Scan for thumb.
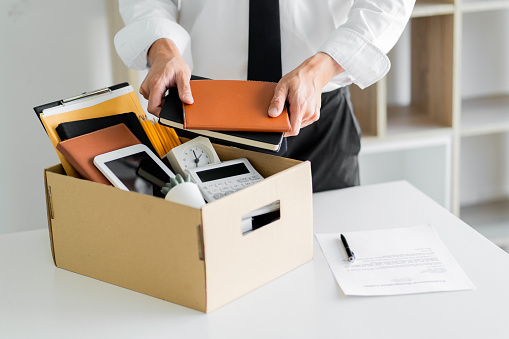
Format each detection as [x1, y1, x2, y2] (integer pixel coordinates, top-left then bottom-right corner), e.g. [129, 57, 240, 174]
[176, 71, 194, 104]
[268, 84, 288, 118]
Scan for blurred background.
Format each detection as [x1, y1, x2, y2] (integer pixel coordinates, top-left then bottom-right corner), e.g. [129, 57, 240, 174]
[1, 0, 509, 252]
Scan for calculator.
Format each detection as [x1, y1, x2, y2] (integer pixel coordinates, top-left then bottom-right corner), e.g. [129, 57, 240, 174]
[185, 158, 265, 202]
[186, 158, 280, 218]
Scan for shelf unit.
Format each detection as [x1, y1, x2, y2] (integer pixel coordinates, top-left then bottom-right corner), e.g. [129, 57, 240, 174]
[352, 0, 509, 249]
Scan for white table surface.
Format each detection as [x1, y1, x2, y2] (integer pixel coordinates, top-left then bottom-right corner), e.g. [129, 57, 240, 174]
[1, 181, 509, 339]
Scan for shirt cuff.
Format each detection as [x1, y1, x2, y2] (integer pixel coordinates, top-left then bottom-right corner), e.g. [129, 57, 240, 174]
[319, 27, 390, 89]
[114, 17, 192, 70]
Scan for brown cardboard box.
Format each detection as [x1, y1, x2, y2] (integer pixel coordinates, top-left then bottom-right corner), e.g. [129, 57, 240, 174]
[44, 143, 313, 313]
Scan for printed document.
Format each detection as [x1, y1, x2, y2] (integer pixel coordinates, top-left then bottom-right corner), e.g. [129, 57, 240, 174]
[316, 224, 475, 296]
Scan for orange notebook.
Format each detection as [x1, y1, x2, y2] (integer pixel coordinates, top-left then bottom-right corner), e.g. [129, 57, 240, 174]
[183, 80, 290, 132]
[56, 124, 141, 185]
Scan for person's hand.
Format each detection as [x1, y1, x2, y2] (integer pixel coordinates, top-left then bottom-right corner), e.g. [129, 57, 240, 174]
[268, 52, 345, 136]
[140, 38, 194, 116]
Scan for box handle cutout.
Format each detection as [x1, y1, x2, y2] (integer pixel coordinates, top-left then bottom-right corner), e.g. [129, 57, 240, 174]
[196, 224, 205, 260]
[241, 200, 280, 235]
[47, 186, 54, 220]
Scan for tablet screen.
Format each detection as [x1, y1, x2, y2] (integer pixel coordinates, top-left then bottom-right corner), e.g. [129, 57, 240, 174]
[104, 151, 170, 196]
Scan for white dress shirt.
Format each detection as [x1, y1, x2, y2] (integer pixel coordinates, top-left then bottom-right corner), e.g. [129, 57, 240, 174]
[115, 0, 414, 92]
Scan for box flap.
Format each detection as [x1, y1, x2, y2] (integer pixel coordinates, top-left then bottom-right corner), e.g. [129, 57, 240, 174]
[201, 161, 314, 312]
[44, 165, 65, 265]
[212, 142, 301, 177]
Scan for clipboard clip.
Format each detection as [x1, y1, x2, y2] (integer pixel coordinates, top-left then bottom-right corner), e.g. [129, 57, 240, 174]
[60, 87, 112, 105]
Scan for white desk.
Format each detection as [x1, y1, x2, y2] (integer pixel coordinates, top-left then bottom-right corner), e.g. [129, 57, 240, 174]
[1, 181, 508, 338]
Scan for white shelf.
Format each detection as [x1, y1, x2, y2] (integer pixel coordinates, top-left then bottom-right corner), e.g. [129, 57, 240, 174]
[386, 105, 452, 138]
[460, 95, 509, 136]
[460, 199, 509, 249]
[462, 0, 509, 13]
[412, 3, 455, 18]
[360, 134, 452, 210]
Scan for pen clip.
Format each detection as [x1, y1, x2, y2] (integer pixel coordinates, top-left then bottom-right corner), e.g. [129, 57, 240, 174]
[60, 87, 112, 105]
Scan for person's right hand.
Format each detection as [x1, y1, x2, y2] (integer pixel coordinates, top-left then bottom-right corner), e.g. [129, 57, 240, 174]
[140, 38, 194, 116]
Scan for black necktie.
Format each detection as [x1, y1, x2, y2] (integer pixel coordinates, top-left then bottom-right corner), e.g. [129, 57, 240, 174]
[247, 0, 282, 83]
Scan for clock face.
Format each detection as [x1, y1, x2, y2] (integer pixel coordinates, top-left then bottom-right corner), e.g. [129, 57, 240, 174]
[181, 146, 212, 170]
[165, 136, 221, 177]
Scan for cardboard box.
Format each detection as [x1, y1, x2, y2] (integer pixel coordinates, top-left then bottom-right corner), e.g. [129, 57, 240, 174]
[44, 144, 313, 313]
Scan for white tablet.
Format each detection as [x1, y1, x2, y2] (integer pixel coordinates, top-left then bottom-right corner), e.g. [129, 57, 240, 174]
[94, 144, 175, 196]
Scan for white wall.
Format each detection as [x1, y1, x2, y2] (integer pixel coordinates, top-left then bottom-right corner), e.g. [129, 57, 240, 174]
[0, 0, 118, 234]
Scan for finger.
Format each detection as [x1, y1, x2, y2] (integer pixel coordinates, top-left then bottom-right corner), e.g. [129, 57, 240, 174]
[268, 83, 288, 118]
[301, 103, 321, 126]
[140, 80, 149, 100]
[147, 81, 168, 116]
[147, 91, 164, 116]
[140, 83, 148, 100]
[176, 71, 193, 104]
[300, 109, 320, 129]
[285, 102, 303, 137]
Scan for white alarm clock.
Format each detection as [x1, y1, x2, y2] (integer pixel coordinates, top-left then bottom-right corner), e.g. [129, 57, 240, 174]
[164, 136, 221, 176]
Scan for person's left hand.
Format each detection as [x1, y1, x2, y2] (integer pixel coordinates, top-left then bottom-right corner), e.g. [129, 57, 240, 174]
[268, 52, 345, 136]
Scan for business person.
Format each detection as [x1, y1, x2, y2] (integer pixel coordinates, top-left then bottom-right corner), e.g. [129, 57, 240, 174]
[115, 0, 415, 192]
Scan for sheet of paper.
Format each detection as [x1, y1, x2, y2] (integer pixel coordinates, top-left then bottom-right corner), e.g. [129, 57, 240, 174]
[316, 224, 475, 296]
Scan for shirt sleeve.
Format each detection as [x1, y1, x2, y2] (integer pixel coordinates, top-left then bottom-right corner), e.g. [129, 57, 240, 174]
[114, 0, 192, 70]
[320, 0, 415, 89]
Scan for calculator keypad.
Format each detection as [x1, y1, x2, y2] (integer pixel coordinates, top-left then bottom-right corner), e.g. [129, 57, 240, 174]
[200, 175, 263, 202]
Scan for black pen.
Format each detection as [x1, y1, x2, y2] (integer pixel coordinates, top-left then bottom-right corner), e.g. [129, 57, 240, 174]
[340, 234, 356, 262]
